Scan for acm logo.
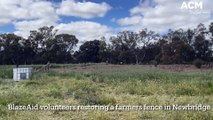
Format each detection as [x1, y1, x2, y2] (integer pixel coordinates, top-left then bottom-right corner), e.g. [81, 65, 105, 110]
[181, 1, 203, 10]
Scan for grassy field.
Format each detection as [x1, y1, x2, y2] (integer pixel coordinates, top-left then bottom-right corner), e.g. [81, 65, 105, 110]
[0, 64, 213, 120]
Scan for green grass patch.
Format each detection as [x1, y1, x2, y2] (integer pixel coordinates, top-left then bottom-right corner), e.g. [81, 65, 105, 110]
[0, 64, 212, 119]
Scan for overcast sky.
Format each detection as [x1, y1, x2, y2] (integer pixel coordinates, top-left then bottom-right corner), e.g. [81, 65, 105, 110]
[0, 0, 212, 43]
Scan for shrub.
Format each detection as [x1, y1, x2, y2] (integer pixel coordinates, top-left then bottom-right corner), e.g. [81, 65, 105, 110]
[150, 60, 158, 67]
[193, 59, 203, 68]
[0, 68, 13, 79]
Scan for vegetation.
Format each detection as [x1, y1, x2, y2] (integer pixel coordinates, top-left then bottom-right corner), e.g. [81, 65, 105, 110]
[0, 23, 213, 65]
[0, 17, 213, 120]
[0, 64, 212, 119]
[193, 59, 204, 68]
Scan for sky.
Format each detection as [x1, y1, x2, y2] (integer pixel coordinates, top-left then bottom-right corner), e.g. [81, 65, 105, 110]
[0, 0, 213, 43]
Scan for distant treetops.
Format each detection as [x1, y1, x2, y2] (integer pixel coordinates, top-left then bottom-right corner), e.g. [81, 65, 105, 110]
[0, 23, 213, 66]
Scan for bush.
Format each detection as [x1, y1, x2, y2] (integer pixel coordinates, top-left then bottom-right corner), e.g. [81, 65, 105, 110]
[150, 60, 158, 67]
[193, 59, 203, 68]
[0, 68, 13, 79]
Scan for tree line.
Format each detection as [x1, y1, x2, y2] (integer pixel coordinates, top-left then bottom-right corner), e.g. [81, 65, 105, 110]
[0, 23, 213, 66]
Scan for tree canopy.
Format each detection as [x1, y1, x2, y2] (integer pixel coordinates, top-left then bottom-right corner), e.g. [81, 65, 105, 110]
[0, 23, 213, 65]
